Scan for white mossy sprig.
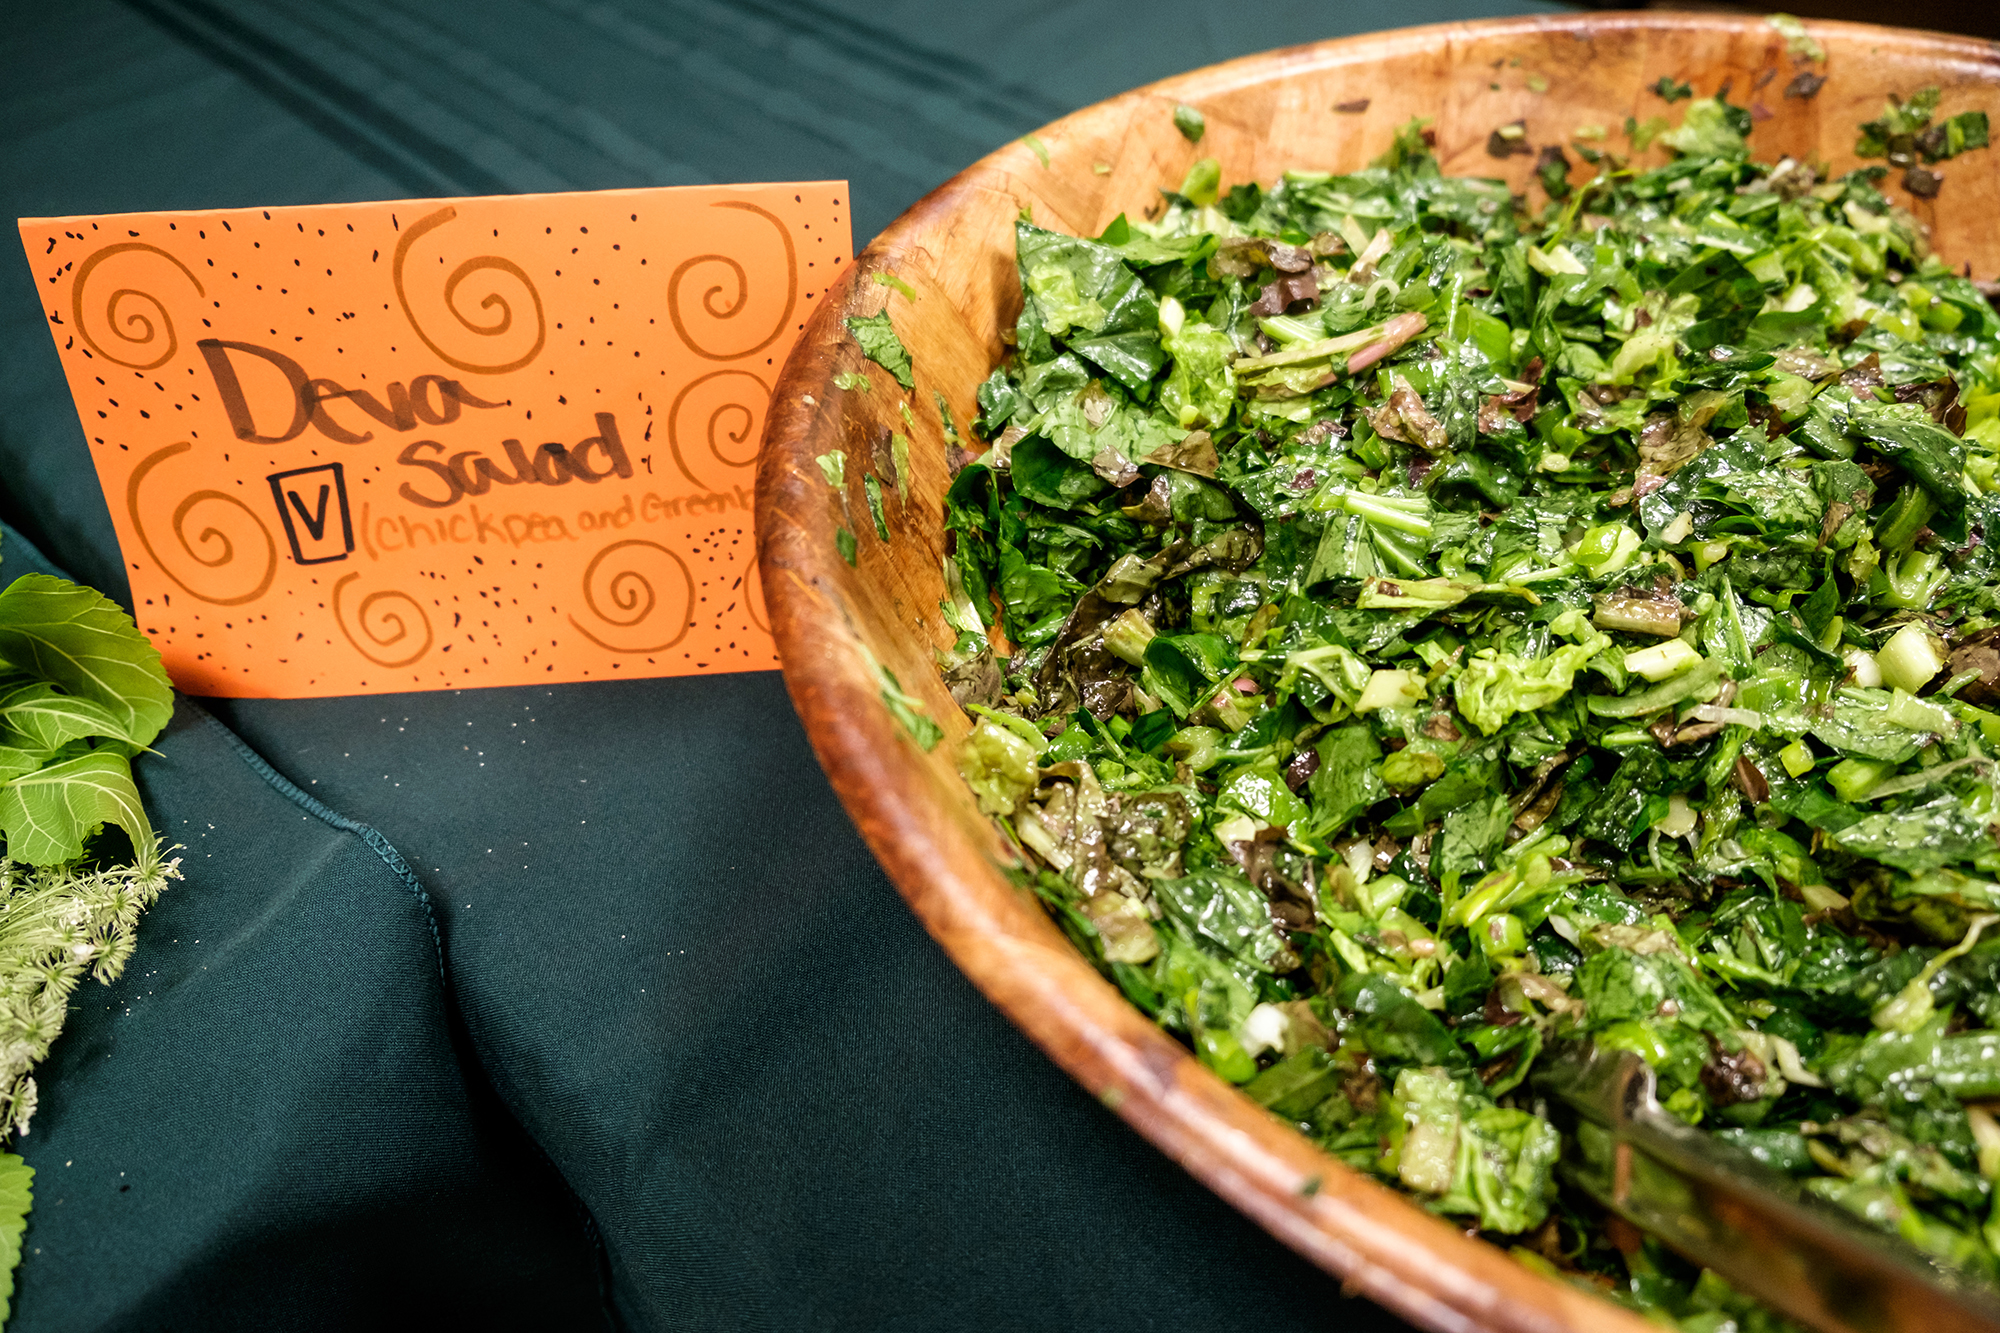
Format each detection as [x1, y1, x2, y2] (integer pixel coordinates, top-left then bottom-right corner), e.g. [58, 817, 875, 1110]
[0, 840, 181, 1138]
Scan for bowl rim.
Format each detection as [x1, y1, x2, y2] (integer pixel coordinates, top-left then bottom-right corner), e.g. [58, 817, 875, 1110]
[756, 13, 2000, 1333]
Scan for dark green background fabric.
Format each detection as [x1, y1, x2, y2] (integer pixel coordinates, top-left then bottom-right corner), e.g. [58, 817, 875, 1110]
[0, 527, 611, 1332]
[1, 1, 1559, 1327]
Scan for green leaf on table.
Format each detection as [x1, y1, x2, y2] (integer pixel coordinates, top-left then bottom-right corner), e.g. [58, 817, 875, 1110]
[0, 750, 152, 866]
[815, 450, 847, 491]
[0, 575, 172, 750]
[0, 1151, 29, 1324]
[0, 749, 46, 787]
[0, 682, 141, 753]
[1173, 103, 1206, 143]
[1856, 86, 1942, 157]
[844, 311, 915, 390]
[1924, 110, 1989, 162]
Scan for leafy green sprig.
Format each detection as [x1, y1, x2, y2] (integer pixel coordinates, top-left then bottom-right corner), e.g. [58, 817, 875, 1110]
[0, 555, 181, 1323]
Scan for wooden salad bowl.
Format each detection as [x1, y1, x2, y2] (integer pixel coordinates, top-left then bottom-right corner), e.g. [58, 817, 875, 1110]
[756, 14, 2000, 1332]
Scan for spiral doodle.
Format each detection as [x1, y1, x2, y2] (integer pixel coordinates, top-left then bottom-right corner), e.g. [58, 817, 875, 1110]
[125, 442, 277, 606]
[392, 206, 545, 375]
[332, 574, 434, 668]
[669, 368, 768, 492]
[667, 202, 797, 362]
[71, 243, 206, 370]
[566, 540, 694, 654]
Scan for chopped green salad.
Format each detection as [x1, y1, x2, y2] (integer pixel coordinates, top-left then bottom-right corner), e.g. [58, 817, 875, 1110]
[933, 84, 2000, 1327]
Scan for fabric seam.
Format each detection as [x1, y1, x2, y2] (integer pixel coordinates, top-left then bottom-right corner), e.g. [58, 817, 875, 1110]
[189, 701, 446, 984]
[6, 476, 616, 1326]
[185, 702, 618, 1327]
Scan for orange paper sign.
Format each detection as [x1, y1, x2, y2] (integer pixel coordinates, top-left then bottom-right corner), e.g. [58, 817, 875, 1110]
[19, 183, 849, 696]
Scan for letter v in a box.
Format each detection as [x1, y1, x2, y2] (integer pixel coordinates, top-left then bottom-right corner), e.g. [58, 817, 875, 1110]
[267, 463, 355, 565]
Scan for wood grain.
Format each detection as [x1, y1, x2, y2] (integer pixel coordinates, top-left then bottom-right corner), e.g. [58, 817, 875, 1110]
[756, 15, 2000, 1333]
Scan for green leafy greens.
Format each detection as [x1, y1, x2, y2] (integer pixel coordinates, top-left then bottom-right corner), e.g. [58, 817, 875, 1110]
[939, 84, 2000, 1328]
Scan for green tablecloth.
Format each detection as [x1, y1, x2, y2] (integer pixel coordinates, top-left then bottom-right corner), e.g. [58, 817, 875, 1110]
[1, 1, 1557, 1326]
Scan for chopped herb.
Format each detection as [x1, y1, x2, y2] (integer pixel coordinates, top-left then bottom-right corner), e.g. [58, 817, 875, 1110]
[892, 431, 913, 503]
[1655, 76, 1694, 102]
[835, 527, 857, 566]
[845, 310, 915, 390]
[1766, 13, 1826, 64]
[1534, 144, 1571, 199]
[934, 391, 960, 446]
[1174, 103, 1206, 143]
[864, 473, 891, 541]
[1626, 114, 1670, 150]
[1660, 96, 1751, 158]
[814, 450, 846, 491]
[1784, 70, 1826, 101]
[1179, 157, 1221, 208]
[1022, 134, 1051, 168]
[880, 666, 942, 750]
[1925, 111, 1992, 163]
[872, 270, 919, 303]
[1854, 87, 1992, 197]
[834, 371, 870, 392]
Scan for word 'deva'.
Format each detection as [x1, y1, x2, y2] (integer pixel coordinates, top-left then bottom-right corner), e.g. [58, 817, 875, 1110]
[197, 337, 631, 511]
[197, 338, 507, 444]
